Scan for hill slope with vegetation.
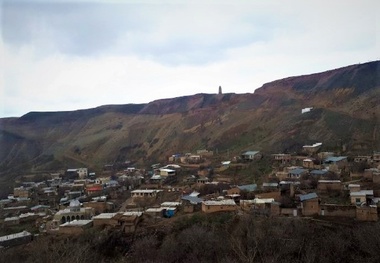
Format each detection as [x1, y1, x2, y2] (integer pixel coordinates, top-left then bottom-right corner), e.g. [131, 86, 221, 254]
[1, 61, 379, 187]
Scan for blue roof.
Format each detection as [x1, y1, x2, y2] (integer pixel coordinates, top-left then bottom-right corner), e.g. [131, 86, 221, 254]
[237, 184, 257, 192]
[289, 168, 307, 175]
[310, 170, 328, 175]
[324, 156, 347, 163]
[299, 192, 318, 201]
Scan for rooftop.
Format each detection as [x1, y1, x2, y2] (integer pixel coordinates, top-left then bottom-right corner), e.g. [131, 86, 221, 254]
[60, 220, 93, 227]
[203, 199, 237, 206]
[299, 193, 318, 201]
[93, 213, 117, 219]
[324, 156, 347, 163]
[0, 231, 32, 242]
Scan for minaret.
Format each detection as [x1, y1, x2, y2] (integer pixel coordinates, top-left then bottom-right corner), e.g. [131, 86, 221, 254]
[218, 86, 222, 95]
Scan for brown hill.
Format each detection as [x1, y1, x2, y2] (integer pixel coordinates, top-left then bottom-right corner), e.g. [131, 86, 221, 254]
[0, 61, 379, 189]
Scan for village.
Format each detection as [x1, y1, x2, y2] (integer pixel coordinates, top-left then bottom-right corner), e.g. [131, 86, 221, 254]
[1, 143, 380, 248]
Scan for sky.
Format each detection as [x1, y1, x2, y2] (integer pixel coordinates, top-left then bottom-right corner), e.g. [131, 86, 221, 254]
[1, 0, 379, 118]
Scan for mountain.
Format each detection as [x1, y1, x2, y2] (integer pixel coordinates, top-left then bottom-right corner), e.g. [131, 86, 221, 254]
[1, 61, 379, 189]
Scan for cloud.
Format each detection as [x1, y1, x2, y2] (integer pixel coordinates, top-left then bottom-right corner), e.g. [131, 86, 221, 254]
[1, 0, 379, 117]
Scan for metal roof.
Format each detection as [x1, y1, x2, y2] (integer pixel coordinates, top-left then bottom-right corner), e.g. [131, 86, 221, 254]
[324, 156, 347, 163]
[310, 170, 328, 175]
[299, 193, 318, 201]
[289, 168, 307, 175]
[182, 195, 203, 204]
[203, 199, 237, 206]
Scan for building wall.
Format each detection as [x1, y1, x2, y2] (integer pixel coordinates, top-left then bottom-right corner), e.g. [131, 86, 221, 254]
[317, 182, 342, 193]
[84, 202, 109, 214]
[320, 204, 356, 218]
[93, 218, 119, 227]
[302, 199, 320, 216]
[0, 233, 33, 247]
[350, 196, 366, 205]
[255, 191, 281, 201]
[356, 206, 378, 222]
[201, 203, 237, 213]
[373, 173, 380, 184]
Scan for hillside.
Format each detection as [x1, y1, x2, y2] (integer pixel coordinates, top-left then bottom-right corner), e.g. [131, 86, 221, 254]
[1, 61, 379, 188]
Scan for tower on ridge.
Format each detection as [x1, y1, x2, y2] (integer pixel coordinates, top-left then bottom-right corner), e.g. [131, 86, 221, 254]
[218, 86, 222, 95]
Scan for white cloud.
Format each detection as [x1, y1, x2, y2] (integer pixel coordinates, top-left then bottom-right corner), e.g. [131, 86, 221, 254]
[1, 0, 379, 117]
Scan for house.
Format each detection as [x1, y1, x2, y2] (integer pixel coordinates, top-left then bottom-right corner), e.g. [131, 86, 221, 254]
[310, 170, 329, 178]
[3, 217, 20, 226]
[347, 184, 361, 193]
[241, 198, 274, 215]
[83, 200, 112, 214]
[201, 199, 237, 213]
[364, 168, 380, 181]
[181, 194, 203, 213]
[197, 177, 209, 184]
[241, 151, 261, 161]
[350, 190, 374, 205]
[299, 193, 319, 216]
[288, 168, 308, 179]
[93, 213, 119, 227]
[354, 156, 372, 163]
[373, 172, 380, 184]
[13, 186, 32, 198]
[317, 180, 342, 193]
[159, 168, 176, 177]
[131, 189, 161, 199]
[262, 182, 279, 191]
[145, 207, 165, 218]
[86, 184, 103, 196]
[373, 151, 380, 164]
[117, 211, 143, 233]
[303, 142, 322, 154]
[324, 156, 348, 170]
[59, 220, 93, 235]
[356, 205, 378, 222]
[0, 231, 33, 248]
[272, 153, 291, 163]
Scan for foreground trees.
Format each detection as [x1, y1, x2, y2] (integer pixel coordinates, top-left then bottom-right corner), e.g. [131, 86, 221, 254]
[2, 214, 380, 263]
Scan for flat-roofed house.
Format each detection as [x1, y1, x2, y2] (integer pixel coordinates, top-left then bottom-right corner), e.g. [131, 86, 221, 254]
[241, 151, 261, 161]
[350, 190, 374, 205]
[131, 189, 161, 199]
[317, 180, 342, 193]
[201, 199, 237, 213]
[299, 193, 319, 216]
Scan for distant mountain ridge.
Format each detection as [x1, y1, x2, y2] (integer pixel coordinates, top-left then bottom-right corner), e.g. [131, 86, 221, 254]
[1, 60, 379, 191]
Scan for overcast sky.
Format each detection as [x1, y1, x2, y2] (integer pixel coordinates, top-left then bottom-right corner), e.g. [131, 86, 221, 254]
[1, 0, 379, 118]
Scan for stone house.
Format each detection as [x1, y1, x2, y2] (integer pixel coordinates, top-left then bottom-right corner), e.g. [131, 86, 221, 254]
[356, 206, 378, 222]
[317, 180, 342, 193]
[350, 190, 373, 205]
[93, 213, 119, 227]
[201, 199, 237, 213]
[272, 154, 292, 163]
[59, 220, 93, 235]
[299, 193, 320, 216]
[373, 151, 380, 164]
[241, 151, 262, 161]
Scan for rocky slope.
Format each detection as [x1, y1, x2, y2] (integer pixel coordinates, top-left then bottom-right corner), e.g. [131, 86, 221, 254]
[1, 61, 379, 182]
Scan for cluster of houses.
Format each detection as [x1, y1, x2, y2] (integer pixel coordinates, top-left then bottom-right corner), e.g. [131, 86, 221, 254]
[1, 148, 380, 248]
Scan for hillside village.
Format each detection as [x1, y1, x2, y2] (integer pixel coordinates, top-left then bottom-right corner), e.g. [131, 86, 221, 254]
[1, 141, 380, 248]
